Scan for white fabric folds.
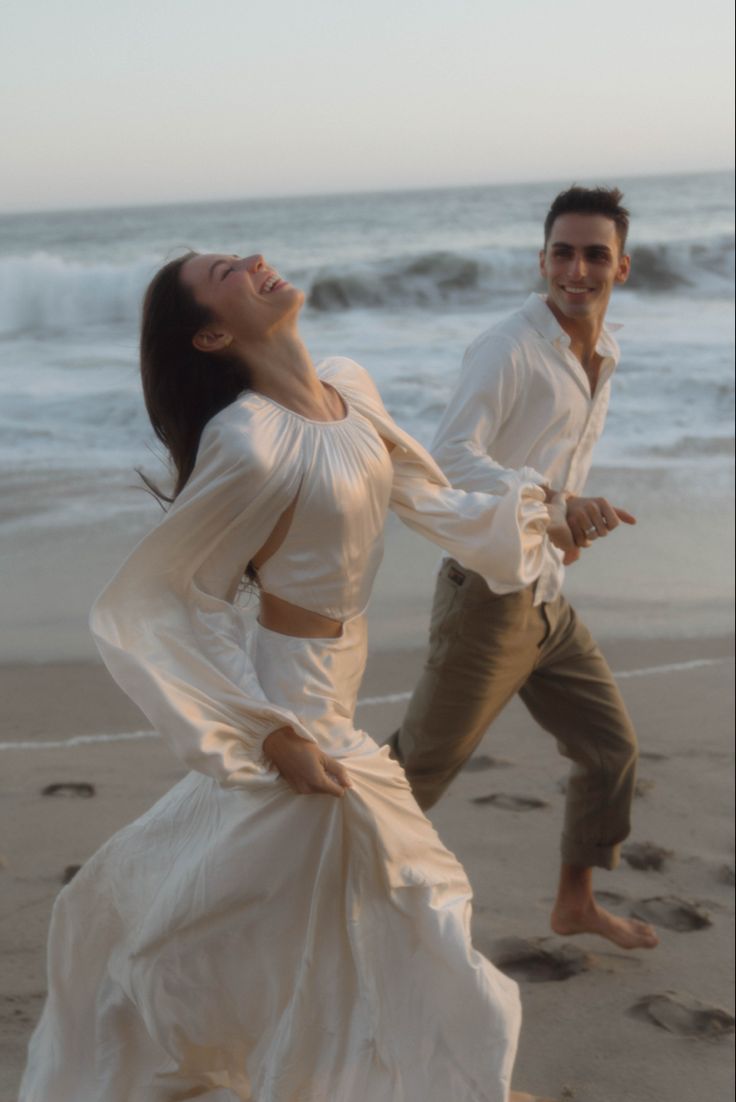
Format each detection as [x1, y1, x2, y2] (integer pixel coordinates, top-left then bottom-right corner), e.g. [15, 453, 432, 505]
[21, 357, 549, 1101]
[90, 357, 549, 788]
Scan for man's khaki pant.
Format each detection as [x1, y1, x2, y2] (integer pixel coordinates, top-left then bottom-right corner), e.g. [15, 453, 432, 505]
[395, 559, 639, 869]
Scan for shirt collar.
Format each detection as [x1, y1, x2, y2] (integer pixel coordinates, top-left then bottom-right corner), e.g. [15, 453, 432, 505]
[520, 293, 622, 362]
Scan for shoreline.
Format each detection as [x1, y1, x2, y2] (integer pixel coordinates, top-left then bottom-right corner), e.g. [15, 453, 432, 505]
[0, 632, 732, 746]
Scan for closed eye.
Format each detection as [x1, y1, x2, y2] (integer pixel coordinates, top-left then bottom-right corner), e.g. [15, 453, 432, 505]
[208, 256, 238, 281]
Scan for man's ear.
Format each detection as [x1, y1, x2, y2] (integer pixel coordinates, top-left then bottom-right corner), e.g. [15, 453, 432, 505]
[538, 247, 547, 278]
[615, 254, 631, 285]
[192, 327, 234, 353]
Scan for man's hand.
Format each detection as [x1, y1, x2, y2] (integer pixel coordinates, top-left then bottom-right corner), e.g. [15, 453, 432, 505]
[263, 726, 353, 797]
[564, 494, 636, 548]
[546, 492, 579, 561]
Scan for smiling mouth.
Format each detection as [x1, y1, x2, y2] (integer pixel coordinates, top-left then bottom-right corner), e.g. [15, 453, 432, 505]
[260, 273, 288, 294]
[561, 285, 594, 295]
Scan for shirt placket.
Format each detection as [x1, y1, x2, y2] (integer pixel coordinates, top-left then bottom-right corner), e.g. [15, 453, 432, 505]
[563, 354, 614, 494]
[524, 305, 620, 605]
[568, 357, 617, 491]
[549, 342, 590, 492]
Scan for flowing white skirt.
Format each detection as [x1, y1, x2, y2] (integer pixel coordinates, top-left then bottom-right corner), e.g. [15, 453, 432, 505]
[20, 616, 521, 1102]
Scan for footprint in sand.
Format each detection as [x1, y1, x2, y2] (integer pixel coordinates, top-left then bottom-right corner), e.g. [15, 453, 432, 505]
[1, 992, 44, 1027]
[462, 754, 513, 772]
[623, 842, 672, 871]
[631, 896, 712, 932]
[631, 992, 735, 1038]
[471, 794, 549, 811]
[62, 864, 82, 885]
[717, 863, 735, 886]
[41, 782, 95, 798]
[489, 937, 592, 983]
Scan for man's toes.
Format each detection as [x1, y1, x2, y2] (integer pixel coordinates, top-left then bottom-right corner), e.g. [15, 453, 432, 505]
[626, 918, 659, 947]
[632, 918, 658, 935]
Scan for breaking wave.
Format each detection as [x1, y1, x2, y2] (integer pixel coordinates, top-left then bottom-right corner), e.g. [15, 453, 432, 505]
[308, 235, 735, 310]
[0, 252, 157, 336]
[0, 234, 733, 333]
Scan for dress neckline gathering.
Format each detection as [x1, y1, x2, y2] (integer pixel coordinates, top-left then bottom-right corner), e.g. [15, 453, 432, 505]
[250, 380, 351, 427]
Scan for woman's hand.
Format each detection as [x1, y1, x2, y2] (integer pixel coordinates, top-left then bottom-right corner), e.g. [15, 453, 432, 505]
[263, 726, 353, 797]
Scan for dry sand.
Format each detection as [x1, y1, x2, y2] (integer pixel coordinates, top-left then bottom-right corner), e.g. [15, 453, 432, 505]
[1, 464, 734, 1100]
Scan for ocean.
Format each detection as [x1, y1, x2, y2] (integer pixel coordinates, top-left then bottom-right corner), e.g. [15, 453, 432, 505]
[0, 170, 733, 537]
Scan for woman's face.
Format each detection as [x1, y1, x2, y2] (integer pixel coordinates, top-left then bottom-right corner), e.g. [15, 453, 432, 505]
[181, 253, 303, 345]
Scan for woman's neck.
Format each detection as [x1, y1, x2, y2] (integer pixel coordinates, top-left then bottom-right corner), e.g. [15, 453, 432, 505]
[237, 326, 338, 421]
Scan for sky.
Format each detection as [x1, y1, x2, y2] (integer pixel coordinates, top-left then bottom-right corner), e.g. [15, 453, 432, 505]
[1, 0, 734, 213]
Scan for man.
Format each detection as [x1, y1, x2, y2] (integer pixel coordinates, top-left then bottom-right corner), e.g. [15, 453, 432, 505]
[393, 186, 658, 951]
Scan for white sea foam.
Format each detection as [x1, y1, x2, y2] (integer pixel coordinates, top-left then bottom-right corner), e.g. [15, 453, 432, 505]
[0, 252, 157, 336]
[0, 234, 732, 337]
[0, 172, 733, 532]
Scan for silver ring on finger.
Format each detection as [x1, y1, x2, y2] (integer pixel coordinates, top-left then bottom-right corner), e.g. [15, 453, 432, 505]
[585, 525, 597, 536]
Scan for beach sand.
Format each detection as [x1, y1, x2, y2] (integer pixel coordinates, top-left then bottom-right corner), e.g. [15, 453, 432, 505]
[1, 464, 734, 1101]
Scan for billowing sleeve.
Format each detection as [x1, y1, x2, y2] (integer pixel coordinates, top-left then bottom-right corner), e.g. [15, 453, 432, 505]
[431, 330, 547, 492]
[90, 405, 318, 788]
[319, 358, 550, 591]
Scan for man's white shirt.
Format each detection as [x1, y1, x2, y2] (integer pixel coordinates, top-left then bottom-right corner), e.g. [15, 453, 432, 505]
[432, 293, 621, 605]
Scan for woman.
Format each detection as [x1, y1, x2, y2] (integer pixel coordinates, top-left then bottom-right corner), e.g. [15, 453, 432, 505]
[21, 252, 565, 1102]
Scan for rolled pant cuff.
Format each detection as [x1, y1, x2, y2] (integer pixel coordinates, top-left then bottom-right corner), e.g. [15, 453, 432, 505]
[561, 835, 621, 871]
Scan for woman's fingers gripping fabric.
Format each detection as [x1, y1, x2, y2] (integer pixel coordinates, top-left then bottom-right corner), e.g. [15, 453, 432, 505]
[321, 753, 353, 792]
[263, 727, 350, 797]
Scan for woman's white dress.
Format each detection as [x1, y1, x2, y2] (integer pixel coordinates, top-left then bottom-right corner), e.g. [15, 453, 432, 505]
[20, 358, 549, 1102]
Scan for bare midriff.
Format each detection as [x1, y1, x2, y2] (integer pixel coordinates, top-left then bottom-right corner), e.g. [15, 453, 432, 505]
[258, 592, 343, 639]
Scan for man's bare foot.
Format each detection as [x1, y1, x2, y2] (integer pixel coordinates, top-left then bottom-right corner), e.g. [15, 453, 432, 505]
[551, 898, 659, 949]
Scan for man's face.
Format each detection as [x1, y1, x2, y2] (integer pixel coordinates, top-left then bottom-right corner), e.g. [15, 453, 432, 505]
[539, 213, 630, 327]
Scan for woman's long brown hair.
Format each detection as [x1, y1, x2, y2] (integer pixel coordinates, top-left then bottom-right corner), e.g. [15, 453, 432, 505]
[139, 252, 250, 501]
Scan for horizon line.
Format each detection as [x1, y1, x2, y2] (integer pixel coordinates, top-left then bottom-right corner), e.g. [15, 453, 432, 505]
[1, 165, 733, 221]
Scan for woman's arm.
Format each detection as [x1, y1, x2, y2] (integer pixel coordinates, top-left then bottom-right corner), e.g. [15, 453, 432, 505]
[388, 451, 550, 589]
[91, 405, 323, 788]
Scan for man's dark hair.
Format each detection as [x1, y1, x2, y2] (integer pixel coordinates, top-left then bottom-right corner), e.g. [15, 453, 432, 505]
[543, 186, 630, 252]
